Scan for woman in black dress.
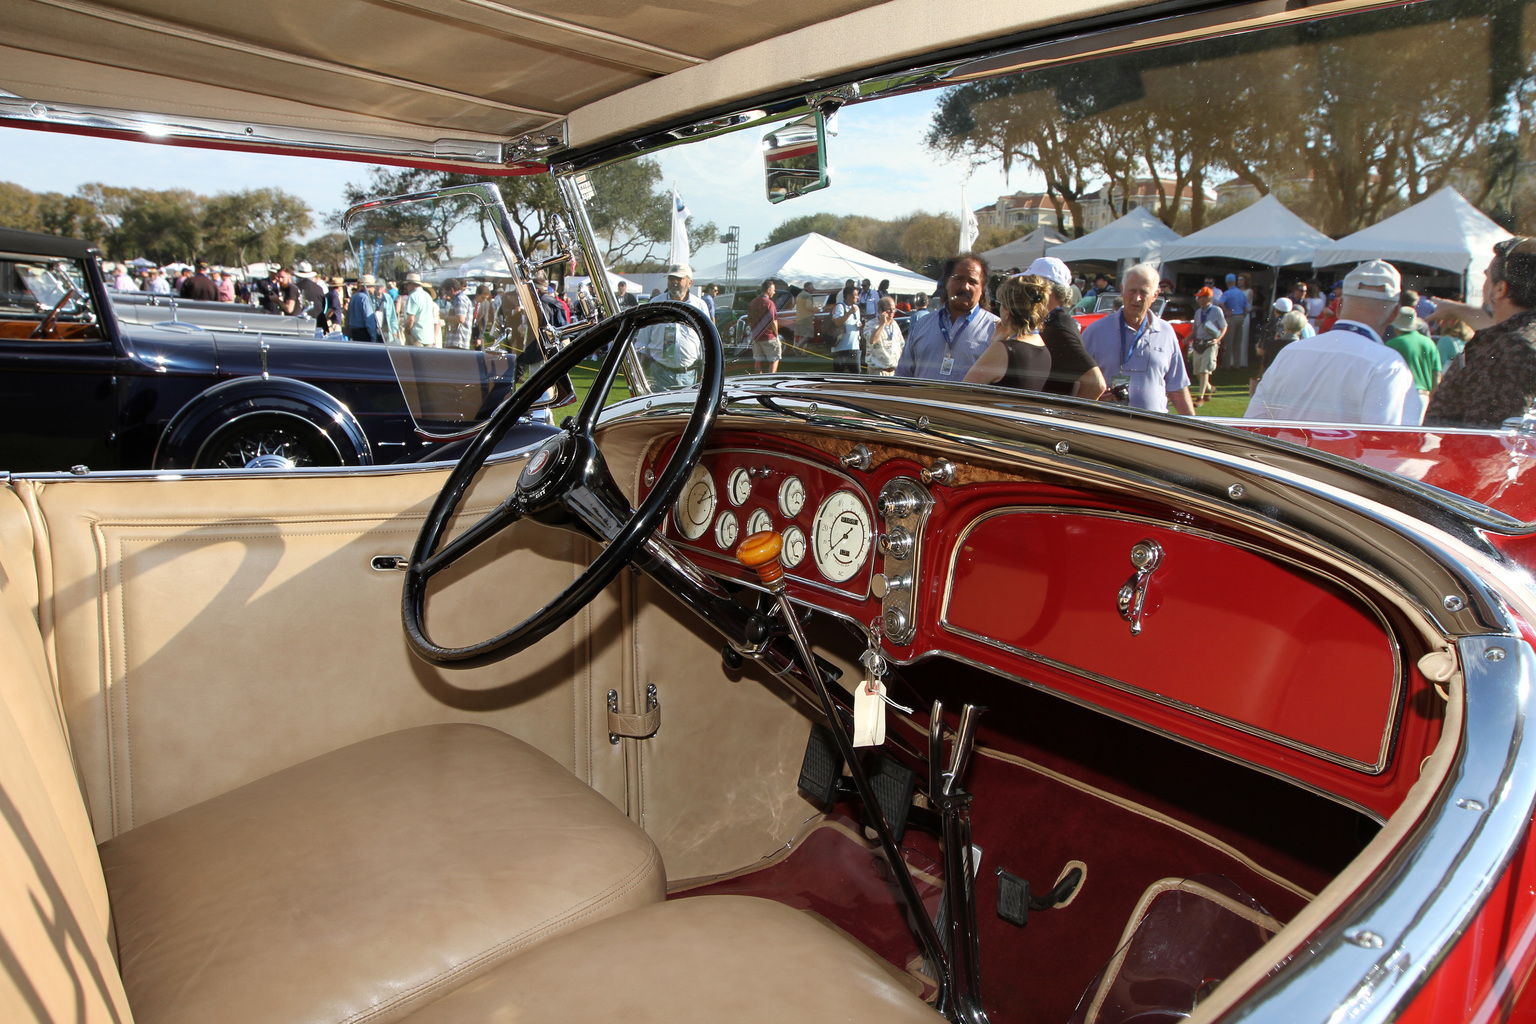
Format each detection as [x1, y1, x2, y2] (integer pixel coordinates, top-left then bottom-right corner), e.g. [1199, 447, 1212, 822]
[963, 274, 1051, 391]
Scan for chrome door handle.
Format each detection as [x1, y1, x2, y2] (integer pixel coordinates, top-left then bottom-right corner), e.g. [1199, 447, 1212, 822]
[1116, 539, 1163, 636]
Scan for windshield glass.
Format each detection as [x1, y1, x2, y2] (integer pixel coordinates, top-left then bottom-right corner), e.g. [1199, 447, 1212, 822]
[342, 191, 524, 429]
[583, 0, 1536, 512]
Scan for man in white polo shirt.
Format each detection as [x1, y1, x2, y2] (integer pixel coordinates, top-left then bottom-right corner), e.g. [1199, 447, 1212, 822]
[1244, 260, 1421, 425]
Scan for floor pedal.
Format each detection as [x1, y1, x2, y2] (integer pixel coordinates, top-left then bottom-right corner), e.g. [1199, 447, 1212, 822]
[798, 723, 845, 805]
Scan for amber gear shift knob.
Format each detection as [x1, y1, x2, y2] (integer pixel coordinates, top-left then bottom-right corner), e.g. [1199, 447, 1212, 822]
[736, 530, 784, 586]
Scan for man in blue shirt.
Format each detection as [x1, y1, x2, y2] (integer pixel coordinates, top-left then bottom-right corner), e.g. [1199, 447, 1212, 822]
[1219, 273, 1249, 319]
[896, 254, 999, 380]
[1082, 263, 1195, 415]
[346, 273, 379, 341]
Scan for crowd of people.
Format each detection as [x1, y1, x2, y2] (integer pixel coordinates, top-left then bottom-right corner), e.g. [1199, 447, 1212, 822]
[100, 241, 1536, 431]
[748, 242, 1517, 431]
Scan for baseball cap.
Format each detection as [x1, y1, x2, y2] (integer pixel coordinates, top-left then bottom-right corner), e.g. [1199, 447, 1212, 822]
[1342, 259, 1401, 300]
[1024, 256, 1072, 288]
[667, 262, 693, 278]
[1225, 273, 1237, 284]
[1272, 297, 1293, 314]
[1196, 287, 1214, 299]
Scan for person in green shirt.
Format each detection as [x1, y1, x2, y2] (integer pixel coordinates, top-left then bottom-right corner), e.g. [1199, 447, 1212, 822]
[1385, 305, 1440, 398]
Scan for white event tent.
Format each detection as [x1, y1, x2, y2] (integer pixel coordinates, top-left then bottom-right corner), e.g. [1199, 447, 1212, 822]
[691, 232, 935, 295]
[1308, 188, 1511, 305]
[1158, 194, 1331, 268]
[981, 225, 1069, 268]
[1047, 207, 1182, 268]
[456, 246, 513, 280]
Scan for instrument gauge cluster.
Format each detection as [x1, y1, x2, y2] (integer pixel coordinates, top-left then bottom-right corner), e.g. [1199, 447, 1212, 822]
[656, 447, 876, 598]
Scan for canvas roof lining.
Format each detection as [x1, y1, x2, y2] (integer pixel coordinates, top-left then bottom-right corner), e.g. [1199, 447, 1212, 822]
[0, 0, 1155, 158]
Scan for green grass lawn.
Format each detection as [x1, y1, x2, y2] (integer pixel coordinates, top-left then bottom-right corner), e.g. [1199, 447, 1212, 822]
[1192, 367, 1263, 417]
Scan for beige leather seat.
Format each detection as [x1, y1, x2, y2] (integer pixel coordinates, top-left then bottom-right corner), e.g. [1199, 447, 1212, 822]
[400, 895, 946, 1024]
[100, 724, 666, 1024]
[0, 482, 938, 1024]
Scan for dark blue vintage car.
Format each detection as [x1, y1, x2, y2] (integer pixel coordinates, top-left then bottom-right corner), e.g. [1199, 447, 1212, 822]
[0, 227, 531, 472]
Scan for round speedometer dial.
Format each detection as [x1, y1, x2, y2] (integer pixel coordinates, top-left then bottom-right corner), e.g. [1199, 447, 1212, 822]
[674, 465, 716, 540]
[811, 490, 872, 583]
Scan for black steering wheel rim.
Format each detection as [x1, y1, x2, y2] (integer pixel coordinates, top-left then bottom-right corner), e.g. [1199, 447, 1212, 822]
[403, 300, 723, 667]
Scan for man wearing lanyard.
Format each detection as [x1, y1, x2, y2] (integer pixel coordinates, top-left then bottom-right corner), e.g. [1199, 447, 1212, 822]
[1246, 260, 1421, 424]
[1081, 263, 1194, 414]
[895, 254, 998, 380]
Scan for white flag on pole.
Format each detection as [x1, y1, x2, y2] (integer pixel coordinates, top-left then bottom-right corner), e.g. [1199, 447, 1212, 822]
[670, 188, 691, 267]
[959, 186, 979, 253]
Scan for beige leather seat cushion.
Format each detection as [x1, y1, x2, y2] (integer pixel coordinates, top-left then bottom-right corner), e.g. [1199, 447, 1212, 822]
[100, 724, 665, 1024]
[401, 895, 946, 1023]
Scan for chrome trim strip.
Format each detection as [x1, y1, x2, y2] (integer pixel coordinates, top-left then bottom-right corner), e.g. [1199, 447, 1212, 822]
[1224, 635, 1536, 1024]
[0, 96, 511, 166]
[937, 505, 1404, 774]
[9, 437, 545, 483]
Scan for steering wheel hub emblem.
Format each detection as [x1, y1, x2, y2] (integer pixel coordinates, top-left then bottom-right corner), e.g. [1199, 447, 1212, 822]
[520, 435, 564, 485]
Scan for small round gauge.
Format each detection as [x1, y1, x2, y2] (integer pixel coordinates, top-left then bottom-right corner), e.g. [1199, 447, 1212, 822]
[778, 475, 806, 518]
[715, 510, 739, 550]
[674, 465, 716, 540]
[781, 525, 807, 568]
[727, 466, 753, 506]
[746, 508, 774, 536]
[812, 490, 873, 583]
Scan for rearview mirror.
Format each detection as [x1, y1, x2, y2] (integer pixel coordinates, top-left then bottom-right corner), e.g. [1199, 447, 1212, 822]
[763, 113, 829, 204]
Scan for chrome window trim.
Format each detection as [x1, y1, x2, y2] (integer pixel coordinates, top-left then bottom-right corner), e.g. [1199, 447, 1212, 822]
[7, 436, 546, 483]
[0, 95, 513, 166]
[938, 505, 1405, 774]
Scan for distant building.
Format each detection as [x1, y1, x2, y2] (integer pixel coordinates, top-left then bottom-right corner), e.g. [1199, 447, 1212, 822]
[974, 191, 1073, 233]
[1077, 178, 1217, 232]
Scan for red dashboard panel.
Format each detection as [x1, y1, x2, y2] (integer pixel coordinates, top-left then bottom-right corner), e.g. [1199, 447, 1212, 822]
[942, 510, 1400, 771]
[638, 430, 1437, 816]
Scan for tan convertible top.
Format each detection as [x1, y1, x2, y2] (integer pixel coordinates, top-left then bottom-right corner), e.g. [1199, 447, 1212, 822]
[0, 0, 1143, 166]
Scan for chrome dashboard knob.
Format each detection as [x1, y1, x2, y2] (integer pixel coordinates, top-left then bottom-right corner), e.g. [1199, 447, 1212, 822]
[882, 606, 910, 637]
[877, 491, 918, 518]
[878, 528, 913, 559]
[871, 572, 910, 598]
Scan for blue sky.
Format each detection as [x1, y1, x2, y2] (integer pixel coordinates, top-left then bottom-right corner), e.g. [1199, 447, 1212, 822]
[0, 91, 1037, 263]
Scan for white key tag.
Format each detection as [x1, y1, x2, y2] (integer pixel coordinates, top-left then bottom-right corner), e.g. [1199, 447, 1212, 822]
[853, 677, 888, 747]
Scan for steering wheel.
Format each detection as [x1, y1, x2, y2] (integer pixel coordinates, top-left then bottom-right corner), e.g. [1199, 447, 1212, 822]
[30, 285, 79, 339]
[403, 301, 723, 666]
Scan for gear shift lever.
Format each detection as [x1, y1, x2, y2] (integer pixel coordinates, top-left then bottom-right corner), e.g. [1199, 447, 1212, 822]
[736, 530, 954, 1012]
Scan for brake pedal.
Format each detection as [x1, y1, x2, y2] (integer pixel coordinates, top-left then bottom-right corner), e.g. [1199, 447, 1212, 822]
[798, 723, 845, 805]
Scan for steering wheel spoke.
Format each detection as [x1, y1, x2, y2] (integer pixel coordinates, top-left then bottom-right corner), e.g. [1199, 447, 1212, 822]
[417, 492, 526, 578]
[403, 301, 723, 666]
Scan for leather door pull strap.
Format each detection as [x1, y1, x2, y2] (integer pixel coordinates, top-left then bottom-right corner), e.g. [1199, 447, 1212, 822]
[607, 705, 661, 739]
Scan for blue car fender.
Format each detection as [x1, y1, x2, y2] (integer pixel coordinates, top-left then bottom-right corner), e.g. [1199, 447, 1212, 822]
[153, 376, 374, 469]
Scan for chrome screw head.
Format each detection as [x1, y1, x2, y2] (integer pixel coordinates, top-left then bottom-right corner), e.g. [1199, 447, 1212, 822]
[1227, 483, 1245, 500]
[1055, 441, 1070, 455]
[1443, 595, 1464, 612]
[1485, 647, 1507, 662]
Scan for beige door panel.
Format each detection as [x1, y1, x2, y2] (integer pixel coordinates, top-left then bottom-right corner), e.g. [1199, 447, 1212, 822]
[20, 461, 620, 841]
